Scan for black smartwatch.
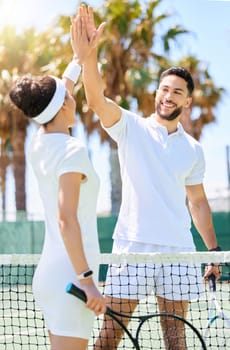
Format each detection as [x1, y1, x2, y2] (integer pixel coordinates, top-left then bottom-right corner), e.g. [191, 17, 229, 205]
[77, 269, 93, 280]
[208, 246, 222, 252]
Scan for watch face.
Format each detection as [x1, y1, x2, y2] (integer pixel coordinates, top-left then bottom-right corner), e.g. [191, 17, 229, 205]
[84, 270, 93, 278]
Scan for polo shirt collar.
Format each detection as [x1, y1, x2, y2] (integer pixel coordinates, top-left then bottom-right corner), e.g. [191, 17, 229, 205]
[149, 114, 185, 136]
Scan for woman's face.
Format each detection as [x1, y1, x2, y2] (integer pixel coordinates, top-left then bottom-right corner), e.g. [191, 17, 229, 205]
[64, 90, 76, 126]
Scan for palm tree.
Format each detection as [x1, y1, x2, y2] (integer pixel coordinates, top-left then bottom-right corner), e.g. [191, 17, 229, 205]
[71, 0, 193, 214]
[0, 24, 70, 215]
[72, 0, 224, 214]
[0, 14, 80, 216]
[0, 83, 28, 214]
[177, 56, 225, 140]
[0, 28, 30, 212]
[0, 102, 11, 215]
[0, 0, 224, 218]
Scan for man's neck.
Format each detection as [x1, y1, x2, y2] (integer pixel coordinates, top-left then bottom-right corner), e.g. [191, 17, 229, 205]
[154, 114, 179, 134]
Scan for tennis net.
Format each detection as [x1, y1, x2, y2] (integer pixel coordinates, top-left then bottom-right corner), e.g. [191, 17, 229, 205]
[0, 252, 230, 349]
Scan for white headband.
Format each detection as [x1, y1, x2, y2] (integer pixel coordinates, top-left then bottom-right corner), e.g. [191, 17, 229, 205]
[33, 76, 66, 124]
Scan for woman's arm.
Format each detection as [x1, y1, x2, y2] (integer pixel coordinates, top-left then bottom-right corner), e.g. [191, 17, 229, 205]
[61, 9, 94, 94]
[58, 172, 106, 315]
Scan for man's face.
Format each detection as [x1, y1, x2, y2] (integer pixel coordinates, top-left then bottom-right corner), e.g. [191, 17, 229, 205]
[155, 75, 192, 121]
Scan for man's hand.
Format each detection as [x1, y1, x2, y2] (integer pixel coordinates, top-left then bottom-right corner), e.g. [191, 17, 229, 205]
[70, 6, 105, 64]
[203, 263, 222, 281]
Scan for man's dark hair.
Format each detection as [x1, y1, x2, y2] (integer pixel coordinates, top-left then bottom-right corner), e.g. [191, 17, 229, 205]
[160, 67, 194, 96]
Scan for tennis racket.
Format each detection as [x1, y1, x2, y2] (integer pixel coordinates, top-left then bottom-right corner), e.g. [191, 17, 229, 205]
[203, 273, 230, 348]
[66, 282, 207, 350]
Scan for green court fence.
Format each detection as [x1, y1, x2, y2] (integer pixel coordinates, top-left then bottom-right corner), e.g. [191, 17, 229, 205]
[0, 213, 229, 280]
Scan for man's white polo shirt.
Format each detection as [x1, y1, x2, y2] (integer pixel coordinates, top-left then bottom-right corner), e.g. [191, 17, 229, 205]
[103, 108, 205, 249]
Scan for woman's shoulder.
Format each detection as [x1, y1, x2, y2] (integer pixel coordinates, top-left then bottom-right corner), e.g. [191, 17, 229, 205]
[65, 136, 86, 153]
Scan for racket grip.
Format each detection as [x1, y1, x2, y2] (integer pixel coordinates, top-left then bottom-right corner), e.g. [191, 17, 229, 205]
[208, 273, 216, 292]
[66, 283, 87, 303]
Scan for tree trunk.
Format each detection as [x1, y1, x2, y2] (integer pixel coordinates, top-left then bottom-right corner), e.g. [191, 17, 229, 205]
[0, 154, 9, 213]
[109, 139, 122, 216]
[11, 131, 26, 214]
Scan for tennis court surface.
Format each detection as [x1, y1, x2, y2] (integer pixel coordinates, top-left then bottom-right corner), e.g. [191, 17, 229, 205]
[0, 252, 230, 349]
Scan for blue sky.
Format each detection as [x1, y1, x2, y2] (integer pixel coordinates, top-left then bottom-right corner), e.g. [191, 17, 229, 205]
[1, 0, 230, 216]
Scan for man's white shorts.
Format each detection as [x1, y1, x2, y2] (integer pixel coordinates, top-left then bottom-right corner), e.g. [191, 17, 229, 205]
[104, 239, 203, 301]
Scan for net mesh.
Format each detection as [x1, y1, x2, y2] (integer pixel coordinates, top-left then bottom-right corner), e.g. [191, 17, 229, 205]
[0, 252, 230, 349]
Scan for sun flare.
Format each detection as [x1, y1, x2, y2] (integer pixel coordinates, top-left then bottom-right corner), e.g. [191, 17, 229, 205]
[0, 0, 41, 33]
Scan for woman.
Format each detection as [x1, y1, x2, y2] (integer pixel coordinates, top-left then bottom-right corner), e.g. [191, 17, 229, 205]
[9, 14, 106, 350]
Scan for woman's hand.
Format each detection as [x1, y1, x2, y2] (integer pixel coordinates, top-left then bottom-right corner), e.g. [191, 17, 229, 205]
[80, 4, 96, 42]
[81, 281, 107, 316]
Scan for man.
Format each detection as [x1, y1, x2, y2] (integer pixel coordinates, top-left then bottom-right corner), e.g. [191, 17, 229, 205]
[73, 5, 221, 349]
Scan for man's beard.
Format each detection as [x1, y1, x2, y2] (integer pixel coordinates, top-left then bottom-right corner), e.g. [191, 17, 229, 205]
[156, 103, 183, 121]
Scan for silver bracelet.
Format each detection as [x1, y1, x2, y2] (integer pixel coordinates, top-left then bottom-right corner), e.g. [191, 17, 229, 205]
[62, 60, 81, 83]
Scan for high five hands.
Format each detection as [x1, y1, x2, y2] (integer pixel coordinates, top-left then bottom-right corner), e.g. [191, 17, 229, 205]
[70, 4, 106, 64]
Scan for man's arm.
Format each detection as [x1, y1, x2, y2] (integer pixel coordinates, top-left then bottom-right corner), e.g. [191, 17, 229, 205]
[186, 183, 218, 250]
[186, 183, 221, 279]
[82, 50, 121, 128]
[73, 4, 121, 128]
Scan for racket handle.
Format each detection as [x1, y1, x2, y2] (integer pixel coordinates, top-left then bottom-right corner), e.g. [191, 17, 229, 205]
[208, 273, 216, 292]
[66, 283, 87, 303]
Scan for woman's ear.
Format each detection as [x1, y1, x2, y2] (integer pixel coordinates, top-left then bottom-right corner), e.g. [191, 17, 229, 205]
[61, 97, 68, 110]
